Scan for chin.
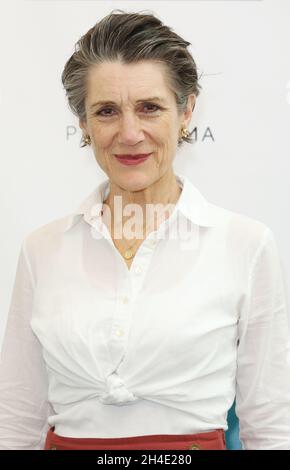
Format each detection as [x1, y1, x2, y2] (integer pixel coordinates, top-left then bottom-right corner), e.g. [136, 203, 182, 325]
[116, 172, 154, 191]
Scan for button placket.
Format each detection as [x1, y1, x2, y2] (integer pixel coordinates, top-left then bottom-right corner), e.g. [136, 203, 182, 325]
[134, 265, 143, 275]
[109, 293, 132, 357]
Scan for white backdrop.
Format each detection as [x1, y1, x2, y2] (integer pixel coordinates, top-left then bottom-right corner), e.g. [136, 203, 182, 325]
[1, 0, 289, 344]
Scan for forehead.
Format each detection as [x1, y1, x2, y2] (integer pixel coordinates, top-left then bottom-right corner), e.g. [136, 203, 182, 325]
[86, 60, 172, 102]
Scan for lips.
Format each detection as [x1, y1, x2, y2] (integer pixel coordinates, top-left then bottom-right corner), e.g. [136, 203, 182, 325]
[115, 153, 151, 159]
[114, 153, 152, 166]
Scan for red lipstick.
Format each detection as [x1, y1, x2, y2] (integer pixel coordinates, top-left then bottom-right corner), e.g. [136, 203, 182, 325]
[114, 153, 152, 166]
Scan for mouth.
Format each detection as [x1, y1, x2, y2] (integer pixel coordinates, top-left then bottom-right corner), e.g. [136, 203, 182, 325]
[114, 153, 152, 166]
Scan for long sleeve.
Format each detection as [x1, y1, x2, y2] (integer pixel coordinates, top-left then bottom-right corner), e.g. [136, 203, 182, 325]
[0, 239, 52, 450]
[235, 227, 290, 450]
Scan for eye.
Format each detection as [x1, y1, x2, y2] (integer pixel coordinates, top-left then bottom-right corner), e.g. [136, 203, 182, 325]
[96, 107, 115, 117]
[96, 103, 161, 118]
[142, 103, 160, 113]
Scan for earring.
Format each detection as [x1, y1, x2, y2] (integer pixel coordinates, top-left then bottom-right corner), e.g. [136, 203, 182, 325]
[81, 134, 91, 147]
[181, 126, 189, 139]
[178, 125, 189, 144]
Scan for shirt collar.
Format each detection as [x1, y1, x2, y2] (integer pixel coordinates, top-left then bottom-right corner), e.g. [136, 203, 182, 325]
[63, 173, 215, 232]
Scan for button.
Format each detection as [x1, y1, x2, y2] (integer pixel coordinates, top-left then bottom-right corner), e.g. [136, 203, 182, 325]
[188, 443, 201, 450]
[134, 265, 142, 274]
[122, 296, 129, 304]
[115, 328, 124, 337]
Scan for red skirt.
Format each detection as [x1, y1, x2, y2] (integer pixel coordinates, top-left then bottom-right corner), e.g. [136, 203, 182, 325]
[44, 426, 227, 450]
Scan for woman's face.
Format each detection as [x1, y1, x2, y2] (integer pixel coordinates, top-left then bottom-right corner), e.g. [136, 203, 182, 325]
[80, 60, 195, 191]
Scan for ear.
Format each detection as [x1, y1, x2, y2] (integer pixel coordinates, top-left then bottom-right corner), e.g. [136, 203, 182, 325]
[182, 94, 196, 128]
[79, 118, 88, 135]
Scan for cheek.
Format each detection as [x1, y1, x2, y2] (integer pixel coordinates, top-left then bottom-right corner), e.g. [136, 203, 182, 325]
[91, 122, 112, 144]
[157, 116, 179, 139]
[92, 139, 114, 164]
[149, 120, 174, 143]
[158, 131, 178, 150]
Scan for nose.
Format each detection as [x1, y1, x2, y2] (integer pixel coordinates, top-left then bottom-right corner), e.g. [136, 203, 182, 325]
[118, 112, 145, 145]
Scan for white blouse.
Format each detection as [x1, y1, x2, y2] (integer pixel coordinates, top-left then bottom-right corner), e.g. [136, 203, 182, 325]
[0, 173, 290, 450]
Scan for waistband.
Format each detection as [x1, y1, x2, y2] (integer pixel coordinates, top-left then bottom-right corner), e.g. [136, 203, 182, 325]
[44, 427, 227, 450]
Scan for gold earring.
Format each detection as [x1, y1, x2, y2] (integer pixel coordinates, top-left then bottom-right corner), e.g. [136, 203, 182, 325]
[181, 126, 189, 138]
[84, 135, 91, 145]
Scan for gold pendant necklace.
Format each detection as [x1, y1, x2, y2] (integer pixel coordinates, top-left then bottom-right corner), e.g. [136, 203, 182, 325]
[101, 183, 181, 260]
[124, 247, 135, 260]
[123, 237, 141, 260]
[101, 204, 142, 261]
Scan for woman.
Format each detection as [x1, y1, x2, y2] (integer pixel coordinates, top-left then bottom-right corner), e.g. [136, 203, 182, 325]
[1, 10, 290, 451]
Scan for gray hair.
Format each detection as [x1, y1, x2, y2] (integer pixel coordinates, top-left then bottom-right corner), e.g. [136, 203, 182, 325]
[61, 9, 202, 148]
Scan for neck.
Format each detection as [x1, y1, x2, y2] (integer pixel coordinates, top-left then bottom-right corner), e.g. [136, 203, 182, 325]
[102, 170, 182, 239]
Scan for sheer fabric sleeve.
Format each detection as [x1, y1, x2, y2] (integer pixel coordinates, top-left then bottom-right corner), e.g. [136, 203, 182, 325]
[236, 227, 290, 450]
[0, 239, 52, 450]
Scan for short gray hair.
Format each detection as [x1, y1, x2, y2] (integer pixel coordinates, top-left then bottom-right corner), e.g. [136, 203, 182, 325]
[61, 9, 202, 148]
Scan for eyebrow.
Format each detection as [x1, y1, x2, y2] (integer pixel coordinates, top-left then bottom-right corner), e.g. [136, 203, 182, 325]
[90, 97, 166, 109]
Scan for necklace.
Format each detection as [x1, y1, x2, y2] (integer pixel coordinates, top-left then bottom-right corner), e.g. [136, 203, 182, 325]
[123, 240, 141, 260]
[100, 208, 141, 260]
[101, 184, 181, 260]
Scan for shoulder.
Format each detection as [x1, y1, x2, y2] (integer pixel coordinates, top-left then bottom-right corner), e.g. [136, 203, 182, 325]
[208, 202, 273, 259]
[22, 214, 76, 257]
